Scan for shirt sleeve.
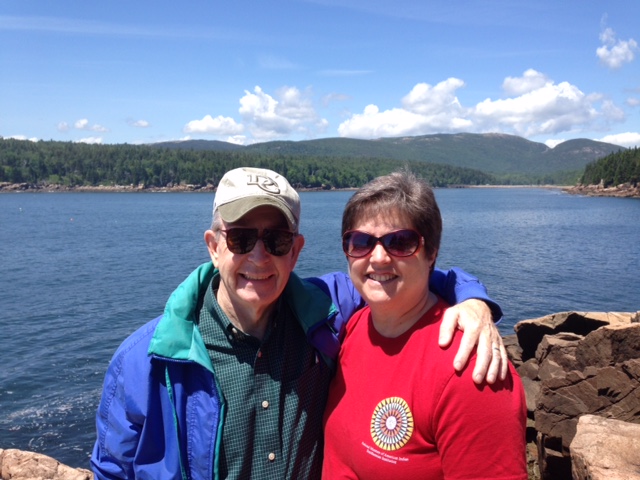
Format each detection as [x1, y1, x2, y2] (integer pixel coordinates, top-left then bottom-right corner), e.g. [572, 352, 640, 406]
[306, 267, 503, 331]
[91, 348, 141, 479]
[430, 267, 503, 322]
[433, 363, 528, 479]
[91, 320, 160, 479]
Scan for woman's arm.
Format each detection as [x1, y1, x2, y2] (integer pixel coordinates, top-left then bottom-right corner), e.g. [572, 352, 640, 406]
[306, 267, 507, 383]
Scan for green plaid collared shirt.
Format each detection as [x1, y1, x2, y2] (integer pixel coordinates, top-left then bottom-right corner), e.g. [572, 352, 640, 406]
[197, 276, 332, 479]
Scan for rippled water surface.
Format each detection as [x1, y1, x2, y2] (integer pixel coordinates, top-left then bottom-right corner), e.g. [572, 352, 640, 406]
[1, 189, 638, 468]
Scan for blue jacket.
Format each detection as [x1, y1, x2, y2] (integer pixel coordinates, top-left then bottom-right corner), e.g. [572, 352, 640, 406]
[91, 263, 498, 479]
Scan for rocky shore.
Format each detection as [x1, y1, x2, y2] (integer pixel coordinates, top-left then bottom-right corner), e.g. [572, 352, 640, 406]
[0, 449, 91, 480]
[563, 182, 640, 198]
[0, 181, 216, 193]
[506, 310, 640, 479]
[3, 181, 639, 198]
[0, 182, 341, 193]
[2, 310, 639, 480]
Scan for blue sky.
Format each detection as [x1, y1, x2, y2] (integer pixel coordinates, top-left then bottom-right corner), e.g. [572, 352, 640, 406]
[2, 0, 639, 148]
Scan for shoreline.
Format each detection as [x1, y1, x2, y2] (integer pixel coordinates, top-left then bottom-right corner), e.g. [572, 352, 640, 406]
[562, 183, 640, 199]
[0, 182, 344, 194]
[0, 182, 567, 194]
[1, 182, 638, 198]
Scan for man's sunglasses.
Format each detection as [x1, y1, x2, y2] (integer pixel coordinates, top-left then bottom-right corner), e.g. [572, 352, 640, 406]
[219, 228, 296, 256]
[342, 229, 423, 258]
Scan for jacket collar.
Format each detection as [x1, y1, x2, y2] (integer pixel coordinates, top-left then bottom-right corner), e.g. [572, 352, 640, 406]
[148, 262, 337, 371]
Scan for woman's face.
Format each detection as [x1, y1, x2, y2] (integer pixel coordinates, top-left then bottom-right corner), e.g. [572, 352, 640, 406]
[346, 211, 436, 316]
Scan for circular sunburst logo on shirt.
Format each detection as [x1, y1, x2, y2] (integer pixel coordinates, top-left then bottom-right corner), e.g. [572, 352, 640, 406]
[370, 396, 414, 451]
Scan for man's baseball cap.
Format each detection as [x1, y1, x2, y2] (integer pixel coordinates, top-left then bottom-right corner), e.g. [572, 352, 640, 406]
[213, 167, 300, 231]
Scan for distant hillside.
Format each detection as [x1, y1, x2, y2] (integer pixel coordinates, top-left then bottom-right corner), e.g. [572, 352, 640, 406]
[2, 133, 622, 191]
[154, 133, 624, 177]
[0, 138, 495, 189]
[151, 139, 243, 152]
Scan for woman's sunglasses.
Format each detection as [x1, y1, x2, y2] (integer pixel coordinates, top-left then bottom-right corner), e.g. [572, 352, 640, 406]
[220, 228, 296, 256]
[342, 229, 423, 258]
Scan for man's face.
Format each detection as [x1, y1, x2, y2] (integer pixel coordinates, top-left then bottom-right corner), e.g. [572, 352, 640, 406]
[205, 205, 305, 320]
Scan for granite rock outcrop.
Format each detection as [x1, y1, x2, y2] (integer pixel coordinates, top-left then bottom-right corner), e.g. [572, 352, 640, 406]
[0, 448, 91, 480]
[564, 182, 640, 198]
[570, 414, 640, 480]
[505, 310, 640, 480]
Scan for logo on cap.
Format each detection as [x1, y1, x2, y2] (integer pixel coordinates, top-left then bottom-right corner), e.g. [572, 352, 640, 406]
[248, 174, 281, 194]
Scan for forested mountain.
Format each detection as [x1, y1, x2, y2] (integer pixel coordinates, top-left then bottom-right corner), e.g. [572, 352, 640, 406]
[580, 147, 640, 186]
[0, 133, 626, 190]
[153, 139, 244, 152]
[0, 138, 494, 189]
[155, 133, 623, 177]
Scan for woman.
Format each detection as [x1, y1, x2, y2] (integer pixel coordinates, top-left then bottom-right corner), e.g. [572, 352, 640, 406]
[322, 171, 527, 479]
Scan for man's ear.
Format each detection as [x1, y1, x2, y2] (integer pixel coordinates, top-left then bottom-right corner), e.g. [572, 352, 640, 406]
[204, 230, 220, 267]
[289, 234, 305, 267]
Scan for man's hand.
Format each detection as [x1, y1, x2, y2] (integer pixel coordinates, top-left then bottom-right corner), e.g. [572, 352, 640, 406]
[439, 299, 508, 384]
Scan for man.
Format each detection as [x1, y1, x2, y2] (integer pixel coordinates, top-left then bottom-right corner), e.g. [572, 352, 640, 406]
[91, 167, 506, 480]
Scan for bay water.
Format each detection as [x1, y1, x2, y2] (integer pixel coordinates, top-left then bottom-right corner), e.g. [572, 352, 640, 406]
[0, 188, 638, 469]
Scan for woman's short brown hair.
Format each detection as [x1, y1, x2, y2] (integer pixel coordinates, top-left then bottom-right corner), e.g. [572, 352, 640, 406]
[341, 170, 442, 259]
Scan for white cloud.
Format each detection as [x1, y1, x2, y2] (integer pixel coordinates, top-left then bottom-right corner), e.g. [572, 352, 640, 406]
[600, 99, 625, 122]
[473, 80, 599, 137]
[626, 97, 640, 107]
[76, 136, 103, 144]
[315, 117, 330, 133]
[57, 121, 70, 132]
[238, 86, 326, 141]
[338, 71, 624, 140]
[9, 135, 38, 142]
[74, 118, 109, 132]
[277, 86, 317, 120]
[544, 139, 565, 149]
[401, 78, 466, 116]
[129, 119, 150, 128]
[597, 132, 640, 148]
[183, 115, 244, 135]
[338, 105, 429, 138]
[179, 72, 629, 144]
[338, 78, 472, 138]
[74, 119, 89, 129]
[226, 135, 247, 145]
[502, 69, 549, 96]
[596, 27, 638, 69]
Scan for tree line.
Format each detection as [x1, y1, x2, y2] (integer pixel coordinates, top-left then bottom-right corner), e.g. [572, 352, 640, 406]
[0, 138, 496, 189]
[579, 147, 640, 187]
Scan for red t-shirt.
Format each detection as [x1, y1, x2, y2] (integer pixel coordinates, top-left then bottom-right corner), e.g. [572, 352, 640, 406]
[322, 299, 527, 480]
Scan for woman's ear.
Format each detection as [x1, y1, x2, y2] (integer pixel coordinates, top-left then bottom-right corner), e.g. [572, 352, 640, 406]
[428, 248, 439, 275]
